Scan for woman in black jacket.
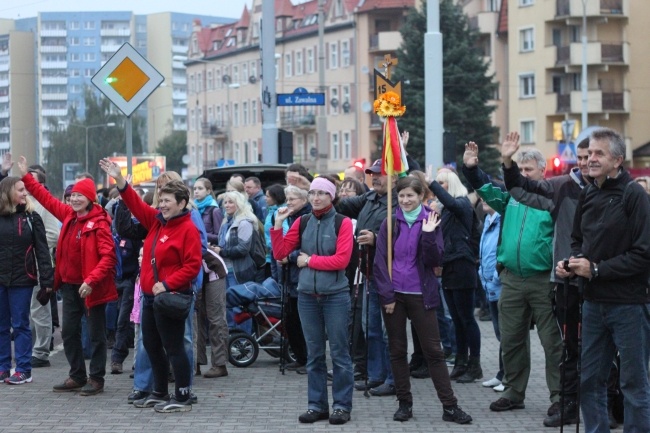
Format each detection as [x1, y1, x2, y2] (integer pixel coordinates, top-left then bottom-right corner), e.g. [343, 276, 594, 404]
[0, 176, 54, 385]
[429, 169, 482, 384]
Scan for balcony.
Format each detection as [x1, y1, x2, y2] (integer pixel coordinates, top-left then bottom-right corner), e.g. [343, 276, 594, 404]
[556, 90, 629, 113]
[172, 44, 187, 54]
[0, 95, 8, 103]
[40, 45, 67, 53]
[41, 93, 68, 101]
[173, 107, 187, 116]
[0, 62, 8, 72]
[41, 108, 68, 117]
[555, 0, 626, 18]
[172, 92, 187, 101]
[469, 12, 498, 35]
[40, 29, 67, 37]
[100, 28, 131, 37]
[280, 112, 316, 129]
[369, 31, 402, 52]
[0, 140, 9, 150]
[201, 121, 226, 137]
[40, 61, 67, 69]
[0, 79, 8, 88]
[101, 44, 122, 53]
[41, 76, 67, 85]
[555, 42, 627, 68]
[172, 76, 187, 85]
[0, 110, 8, 118]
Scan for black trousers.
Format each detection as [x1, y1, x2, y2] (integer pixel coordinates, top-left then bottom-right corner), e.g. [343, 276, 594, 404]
[285, 296, 307, 365]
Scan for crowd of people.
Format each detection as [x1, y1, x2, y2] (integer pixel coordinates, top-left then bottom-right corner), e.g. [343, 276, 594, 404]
[0, 126, 648, 431]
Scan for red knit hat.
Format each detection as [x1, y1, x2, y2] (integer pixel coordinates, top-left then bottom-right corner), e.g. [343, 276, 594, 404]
[71, 178, 97, 203]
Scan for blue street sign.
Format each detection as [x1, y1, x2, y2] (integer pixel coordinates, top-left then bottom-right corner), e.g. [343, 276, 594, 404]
[277, 87, 325, 106]
[558, 141, 577, 163]
[217, 159, 236, 167]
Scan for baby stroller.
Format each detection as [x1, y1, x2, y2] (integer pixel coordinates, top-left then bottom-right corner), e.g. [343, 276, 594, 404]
[226, 277, 295, 367]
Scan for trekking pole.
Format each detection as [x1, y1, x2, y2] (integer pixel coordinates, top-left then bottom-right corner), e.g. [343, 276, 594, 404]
[560, 259, 571, 433]
[575, 255, 585, 433]
[363, 245, 371, 399]
[279, 264, 289, 375]
[349, 243, 363, 355]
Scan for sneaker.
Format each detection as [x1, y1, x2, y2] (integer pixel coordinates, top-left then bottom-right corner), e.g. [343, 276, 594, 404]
[190, 392, 198, 404]
[493, 384, 505, 392]
[5, 371, 32, 385]
[79, 378, 104, 396]
[490, 397, 525, 412]
[445, 353, 456, 367]
[111, 362, 123, 375]
[154, 396, 192, 413]
[393, 401, 413, 422]
[0, 371, 10, 381]
[295, 365, 307, 375]
[369, 383, 396, 396]
[31, 357, 50, 368]
[287, 361, 305, 371]
[442, 404, 473, 424]
[354, 380, 382, 391]
[53, 377, 85, 392]
[298, 409, 329, 423]
[482, 377, 501, 388]
[329, 409, 351, 425]
[204, 366, 228, 378]
[543, 400, 579, 427]
[134, 392, 170, 408]
[411, 364, 430, 379]
[127, 390, 150, 404]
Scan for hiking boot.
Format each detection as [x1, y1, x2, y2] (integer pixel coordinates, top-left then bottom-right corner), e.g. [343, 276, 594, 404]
[134, 392, 169, 408]
[490, 397, 525, 411]
[79, 378, 104, 396]
[111, 362, 123, 374]
[449, 354, 468, 380]
[5, 371, 32, 385]
[369, 383, 396, 396]
[456, 356, 483, 383]
[154, 396, 192, 413]
[329, 409, 351, 425]
[393, 401, 413, 422]
[298, 409, 329, 423]
[203, 366, 228, 378]
[442, 404, 473, 424]
[411, 363, 430, 379]
[0, 371, 10, 381]
[53, 377, 85, 392]
[547, 401, 560, 416]
[127, 390, 149, 404]
[543, 399, 579, 427]
[31, 357, 50, 368]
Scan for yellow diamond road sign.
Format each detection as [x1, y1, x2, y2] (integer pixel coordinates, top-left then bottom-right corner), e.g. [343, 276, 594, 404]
[92, 42, 164, 117]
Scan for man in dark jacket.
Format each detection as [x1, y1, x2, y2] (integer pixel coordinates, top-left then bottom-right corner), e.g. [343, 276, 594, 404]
[557, 128, 650, 433]
[336, 159, 397, 397]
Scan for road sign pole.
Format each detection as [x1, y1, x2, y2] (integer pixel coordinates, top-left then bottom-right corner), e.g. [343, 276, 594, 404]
[126, 117, 133, 176]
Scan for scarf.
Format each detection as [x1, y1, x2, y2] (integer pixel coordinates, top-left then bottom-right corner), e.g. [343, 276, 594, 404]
[403, 204, 422, 227]
[312, 204, 333, 219]
[195, 195, 218, 215]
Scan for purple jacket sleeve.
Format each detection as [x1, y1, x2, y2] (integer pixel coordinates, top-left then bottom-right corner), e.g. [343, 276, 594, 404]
[373, 219, 395, 306]
[422, 225, 444, 269]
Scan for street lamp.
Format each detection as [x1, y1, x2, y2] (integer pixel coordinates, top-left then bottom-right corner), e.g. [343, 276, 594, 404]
[68, 122, 116, 172]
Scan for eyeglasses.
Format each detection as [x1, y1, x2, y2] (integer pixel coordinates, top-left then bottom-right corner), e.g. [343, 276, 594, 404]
[286, 197, 301, 202]
[339, 188, 355, 194]
[308, 190, 329, 197]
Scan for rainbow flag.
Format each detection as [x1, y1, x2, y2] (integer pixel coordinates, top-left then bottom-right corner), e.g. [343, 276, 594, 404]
[381, 116, 409, 176]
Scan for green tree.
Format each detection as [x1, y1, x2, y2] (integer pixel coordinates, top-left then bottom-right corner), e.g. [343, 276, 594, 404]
[394, 0, 500, 176]
[156, 130, 187, 175]
[45, 88, 144, 193]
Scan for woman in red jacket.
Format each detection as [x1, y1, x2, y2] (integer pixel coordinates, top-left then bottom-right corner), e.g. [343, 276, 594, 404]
[101, 158, 202, 413]
[16, 156, 117, 396]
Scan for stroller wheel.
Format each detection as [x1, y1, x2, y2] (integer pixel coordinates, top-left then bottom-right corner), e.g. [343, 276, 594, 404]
[228, 333, 259, 368]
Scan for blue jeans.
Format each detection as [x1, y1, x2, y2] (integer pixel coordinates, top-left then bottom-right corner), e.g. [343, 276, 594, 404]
[298, 290, 353, 413]
[0, 285, 33, 373]
[362, 278, 394, 385]
[133, 294, 195, 392]
[580, 301, 650, 433]
[81, 314, 92, 359]
[225, 272, 252, 335]
[105, 300, 118, 332]
[111, 276, 136, 364]
[436, 284, 456, 354]
[443, 288, 481, 358]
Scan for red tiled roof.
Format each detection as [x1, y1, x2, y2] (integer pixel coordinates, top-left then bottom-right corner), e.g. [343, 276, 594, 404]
[497, 0, 508, 35]
[276, 0, 294, 17]
[355, 0, 414, 13]
[236, 5, 250, 29]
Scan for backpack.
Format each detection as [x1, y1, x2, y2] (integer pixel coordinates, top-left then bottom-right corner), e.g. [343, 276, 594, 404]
[249, 224, 267, 269]
[298, 213, 345, 239]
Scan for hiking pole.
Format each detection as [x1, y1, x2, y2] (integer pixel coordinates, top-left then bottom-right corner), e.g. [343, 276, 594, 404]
[363, 245, 371, 399]
[575, 255, 585, 433]
[349, 243, 363, 355]
[560, 259, 571, 433]
[279, 264, 289, 375]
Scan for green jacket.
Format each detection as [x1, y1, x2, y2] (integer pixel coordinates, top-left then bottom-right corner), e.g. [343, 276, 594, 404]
[463, 165, 554, 278]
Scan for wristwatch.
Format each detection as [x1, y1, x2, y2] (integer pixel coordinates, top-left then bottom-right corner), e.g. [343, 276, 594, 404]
[590, 261, 599, 280]
[305, 256, 311, 266]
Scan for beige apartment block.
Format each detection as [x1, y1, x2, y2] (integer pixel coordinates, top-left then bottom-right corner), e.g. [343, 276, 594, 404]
[185, 0, 416, 177]
[505, 0, 648, 163]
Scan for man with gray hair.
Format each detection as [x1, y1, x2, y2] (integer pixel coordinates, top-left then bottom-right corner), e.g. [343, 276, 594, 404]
[462, 134, 562, 426]
[557, 128, 650, 432]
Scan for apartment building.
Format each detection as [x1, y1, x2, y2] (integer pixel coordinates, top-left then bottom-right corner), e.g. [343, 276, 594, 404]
[0, 11, 231, 164]
[500, 0, 647, 163]
[185, 0, 415, 177]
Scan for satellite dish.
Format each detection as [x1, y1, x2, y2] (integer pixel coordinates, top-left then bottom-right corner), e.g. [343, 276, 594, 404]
[361, 101, 372, 113]
[222, 74, 232, 84]
[330, 98, 339, 107]
[248, 75, 257, 84]
[182, 154, 191, 165]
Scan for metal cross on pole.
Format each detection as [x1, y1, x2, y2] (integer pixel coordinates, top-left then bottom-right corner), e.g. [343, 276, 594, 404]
[378, 54, 399, 80]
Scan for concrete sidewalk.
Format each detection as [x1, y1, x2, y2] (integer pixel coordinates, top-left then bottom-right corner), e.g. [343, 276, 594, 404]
[1, 319, 558, 433]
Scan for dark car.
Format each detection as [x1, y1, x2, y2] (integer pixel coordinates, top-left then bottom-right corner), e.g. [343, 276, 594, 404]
[198, 163, 289, 194]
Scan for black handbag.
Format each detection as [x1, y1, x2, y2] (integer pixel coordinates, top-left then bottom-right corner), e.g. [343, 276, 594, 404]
[150, 227, 192, 320]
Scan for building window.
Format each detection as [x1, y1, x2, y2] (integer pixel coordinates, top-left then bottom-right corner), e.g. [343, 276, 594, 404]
[520, 120, 535, 144]
[331, 132, 339, 160]
[329, 43, 338, 69]
[69, 37, 79, 46]
[197, 72, 202, 92]
[341, 40, 350, 67]
[330, 87, 339, 114]
[242, 101, 248, 126]
[285, 53, 292, 77]
[343, 132, 351, 160]
[295, 51, 303, 75]
[275, 58, 279, 80]
[70, 53, 80, 62]
[308, 134, 315, 159]
[234, 142, 240, 164]
[84, 68, 95, 77]
[83, 52, 95, 62]
[207, 71, 213, 90]
[307, 48, 314, 73]
[69, 21, 80, 30]
[251, 100, 257, 124]
[83, 37, 95, 46]
[335, 0, 343, 16]
[233, 103, 239, 127]
[342, 85, 350, 111]
[242, 63, 248, 85]
[486, 0, 499, 11]
[519, 73, 535, 98]
[252, 141, 259, 163]
[250, 61, 257, 81]
[233, 65, 239, 84]
[520, 28, 534, 52]
[520, 0, 534, 6]
[84, 21, 95, 30]
[189, 74, 195, 93]
[296, 135, 305, 161]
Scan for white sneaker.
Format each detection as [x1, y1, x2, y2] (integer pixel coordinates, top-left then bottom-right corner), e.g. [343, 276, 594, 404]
[482, 377, 501, 388]
[493, 384, 505, 392]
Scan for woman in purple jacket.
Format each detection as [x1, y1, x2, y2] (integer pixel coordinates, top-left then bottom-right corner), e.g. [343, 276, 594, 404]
[374, 177, 472, 425]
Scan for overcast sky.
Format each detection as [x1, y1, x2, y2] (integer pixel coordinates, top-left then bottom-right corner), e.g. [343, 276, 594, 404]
[0, 0, 253, 20]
